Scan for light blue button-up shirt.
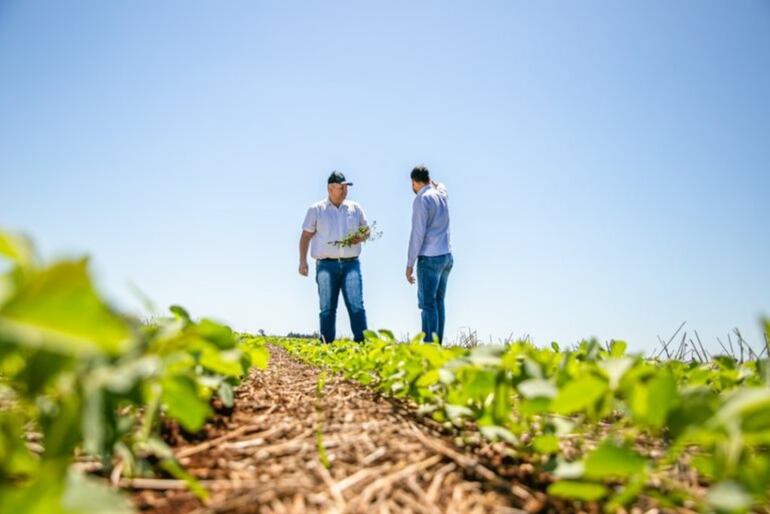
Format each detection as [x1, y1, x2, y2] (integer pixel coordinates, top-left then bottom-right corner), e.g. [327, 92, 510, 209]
[407, 183, 451, 267]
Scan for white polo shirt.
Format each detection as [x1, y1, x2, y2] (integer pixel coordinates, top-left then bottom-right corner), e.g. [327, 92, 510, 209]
[302, 199, 368, 259]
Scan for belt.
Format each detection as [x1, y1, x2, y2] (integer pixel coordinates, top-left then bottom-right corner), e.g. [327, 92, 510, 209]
[318, 256, 359, 262]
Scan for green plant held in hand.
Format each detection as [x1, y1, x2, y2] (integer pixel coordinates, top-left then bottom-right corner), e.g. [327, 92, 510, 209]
[328, 221, 383, 248]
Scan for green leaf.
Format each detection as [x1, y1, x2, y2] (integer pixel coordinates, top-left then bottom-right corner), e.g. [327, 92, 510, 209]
[0, 464, 135, 514]
[521, 357, 542, 379]
[14, 349, 73, 397]
[196, 319, 235, 349]
[416, 369, 439, 387]
[551, 375, 608, 415]
[169, 305, 190, 322]
[438, 368, 455, 384]
[553, 459, 585, 479]
[62, 469, 135, 514]
[479, 425, 518, 444]
[0, 230, 36, 267]
[445, 404, 473, 424]
[609, 340, 627, 357]
[412, 343, 447, 368]
[99, 355, 161, 393]
[629, 370, 678, 428]
[217, 382, 234, 408]
[713, 355, 738, 370]
[0, 260, 133, 356]
[706, 481, 753, 513]
[410, 332, 426, 345]
[247, 345, 270, 370]
[517, 378, 557, 399]
[533, 434, 560, 453]
[468, 346, 504, 367]
[715, 387, 770, 433]
[39, 391, 83, 459]
[161, 375, 211, 432]
[666, 387, 718, 438]
[583, 440, 647, 480]
[600, 357, 634, 390]
[608, 472, 648, 511]
[692, 454, 717, 480]
[548, 481, 608, 501]
[520, 397, 551, 416]
[0, 480, 64, 514]
[81, 384, 106, 457]
[463, 369, 497, 401]
[548, 416, 576, 436]
[378, 329, 396, 341]
[0, 412, 38, 478]
[199, 347, 244, 377]
[142, 435, 175, 460]
[0, 273, 16, 307]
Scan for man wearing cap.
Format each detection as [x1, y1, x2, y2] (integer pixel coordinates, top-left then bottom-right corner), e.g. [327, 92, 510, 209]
[299, 171, 370, 343]
[406, 165, 453, 345]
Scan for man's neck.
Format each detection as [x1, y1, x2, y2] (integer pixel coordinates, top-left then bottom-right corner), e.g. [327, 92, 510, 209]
[328, 197, 343, 207]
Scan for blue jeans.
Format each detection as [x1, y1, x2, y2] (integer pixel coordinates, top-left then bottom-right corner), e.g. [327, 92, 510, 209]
[316, 259, 368, 343]
[417, 253, 453, 344]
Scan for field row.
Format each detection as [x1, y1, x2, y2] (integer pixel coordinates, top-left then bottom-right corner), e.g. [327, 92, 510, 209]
[279, 326, 770, 513]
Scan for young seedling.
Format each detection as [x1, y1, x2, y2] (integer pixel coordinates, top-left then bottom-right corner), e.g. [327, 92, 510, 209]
[329, 221, 383, 248]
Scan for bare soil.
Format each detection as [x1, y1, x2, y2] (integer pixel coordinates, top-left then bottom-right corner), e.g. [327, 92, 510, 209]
[126, 346, 600, 514]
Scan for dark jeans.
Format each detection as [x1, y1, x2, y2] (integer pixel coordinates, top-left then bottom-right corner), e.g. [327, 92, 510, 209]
[417, 253, 453, 344]
[316, 258, 368, 343]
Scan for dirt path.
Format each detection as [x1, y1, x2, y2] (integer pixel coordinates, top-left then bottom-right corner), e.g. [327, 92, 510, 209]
[128, 346, 561, 514]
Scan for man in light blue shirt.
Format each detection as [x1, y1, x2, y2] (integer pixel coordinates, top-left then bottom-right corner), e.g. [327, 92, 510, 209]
[406, 165, 453, 344]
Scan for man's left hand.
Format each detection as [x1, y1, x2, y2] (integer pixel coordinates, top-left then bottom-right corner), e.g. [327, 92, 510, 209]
[406, 266, 415, 285]
[350, 226, 370, 245]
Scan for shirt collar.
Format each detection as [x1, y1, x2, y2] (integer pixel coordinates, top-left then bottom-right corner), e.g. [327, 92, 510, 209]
[417, 184, 431, 196]
[325, 198, 347, 209]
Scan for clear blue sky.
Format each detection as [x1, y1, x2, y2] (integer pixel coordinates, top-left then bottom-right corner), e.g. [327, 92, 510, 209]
[1, 1, 769, 353]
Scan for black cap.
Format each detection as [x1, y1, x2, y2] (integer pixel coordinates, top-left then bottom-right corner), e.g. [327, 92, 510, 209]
[328, 171, 353, 186]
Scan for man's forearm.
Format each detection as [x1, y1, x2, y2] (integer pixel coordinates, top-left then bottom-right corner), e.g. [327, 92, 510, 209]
[299, 232, 313, 262]
[407, 229, 425, 268]
[408, 202, 427, 267]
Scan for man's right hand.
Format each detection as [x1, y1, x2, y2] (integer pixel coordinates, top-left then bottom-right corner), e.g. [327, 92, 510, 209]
[299, 261, 309, 276]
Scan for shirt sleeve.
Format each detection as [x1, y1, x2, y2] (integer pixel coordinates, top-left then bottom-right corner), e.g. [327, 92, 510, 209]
[407, 197, 427, 268]
[301, 206, 317, 233]
[357, 204, 368, 227]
